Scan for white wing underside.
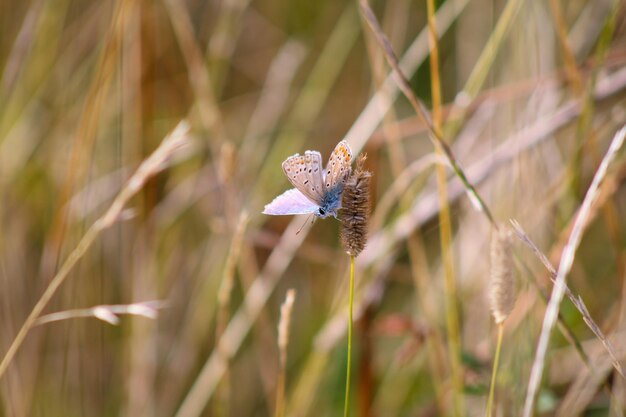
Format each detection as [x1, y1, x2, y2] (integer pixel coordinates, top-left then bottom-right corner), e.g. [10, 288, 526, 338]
[262, 188, 319, 215]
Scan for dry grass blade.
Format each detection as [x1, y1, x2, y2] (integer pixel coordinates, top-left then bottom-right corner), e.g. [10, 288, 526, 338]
[510, 219, 625, 378]
[174, 219, 309, 417]
[371, 153, 442, 229]
[523, 125, 626, 417]
[0, 121, 191, 380]
[276, 289, 296, 417]
[214, 211, 249, 415]
[4, 0, 626, 414]
[358, 0, 495, 225]
[345, 0, 469, 153]
[554, 334, 626, 416]
[360, 65, 626, 269]
[425, 0, 464, 414]
[217, 211, 250, 324]
[163, 0, 224, 146]
[34, 301, 167, 326]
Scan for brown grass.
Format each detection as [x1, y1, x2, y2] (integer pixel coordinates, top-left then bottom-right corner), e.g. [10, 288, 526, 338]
[1, 1, 626, 416]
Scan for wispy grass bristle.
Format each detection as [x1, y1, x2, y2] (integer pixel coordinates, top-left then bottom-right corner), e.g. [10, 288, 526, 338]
[489, 227, 515, 325]
[340, 154, 371, 257]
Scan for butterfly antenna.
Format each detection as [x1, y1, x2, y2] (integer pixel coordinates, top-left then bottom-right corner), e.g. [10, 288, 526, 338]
[296, 214, 314, 235]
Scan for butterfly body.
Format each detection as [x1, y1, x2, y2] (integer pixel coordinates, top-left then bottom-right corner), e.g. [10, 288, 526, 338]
[263, 140, 353, 218]
[316, 182, 345, 218]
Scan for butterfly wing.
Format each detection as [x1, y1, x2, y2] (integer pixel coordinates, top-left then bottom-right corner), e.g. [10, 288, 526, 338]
[263, 188, 320, 215]
[323, 140, 353, 190]
[282, 151, 325, 204]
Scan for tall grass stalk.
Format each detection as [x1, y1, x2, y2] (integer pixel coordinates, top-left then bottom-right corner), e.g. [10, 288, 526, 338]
[571, 0, 621, 196]
[39, 0, 128, 280]
[3, 0, 626, 415]
[175, 218, 309, 417]
[359, 65, 626, 269]
[486, 324, 504, 417]
[547, 0, 582, 92]
[359, 0, 495, 225]
[0, 121, 191, 380]
[343, 256, 355, 417]
[510, 219, 625, 378]
[215, 211, 249, 417]
[361, 3, 448, 411]
[276, 289, 296, 417]
[523, 125, 626, 417]
[426, 0, 464, 414]
[257, 4, 360, 192]
[444, 0, 524, 140]
[346, 0, 470, 153]
[486, 227, 515, 416]
[339, 154, 370, 417]
[284, 5, 469, 412]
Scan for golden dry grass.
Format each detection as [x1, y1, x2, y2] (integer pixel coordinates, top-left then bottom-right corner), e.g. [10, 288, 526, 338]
[1, 0, 626, 416]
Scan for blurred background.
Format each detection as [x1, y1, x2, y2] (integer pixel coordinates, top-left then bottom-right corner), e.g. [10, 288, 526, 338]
[1, 0, 626, 416]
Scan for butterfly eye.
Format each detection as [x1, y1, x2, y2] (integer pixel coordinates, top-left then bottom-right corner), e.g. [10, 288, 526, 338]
[319, 208, 326, 216]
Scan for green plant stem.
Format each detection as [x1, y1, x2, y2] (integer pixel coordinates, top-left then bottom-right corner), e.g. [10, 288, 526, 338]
[343, 256, 355, 417]
[426, 0, 465, 415]
[486, 323, 504, 417]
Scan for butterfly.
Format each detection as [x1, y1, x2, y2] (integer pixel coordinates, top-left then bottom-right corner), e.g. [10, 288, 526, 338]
[263, 140, 353, 219]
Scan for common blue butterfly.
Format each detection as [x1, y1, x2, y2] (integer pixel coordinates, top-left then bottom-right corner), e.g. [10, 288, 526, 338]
[263, 140, 353, 218]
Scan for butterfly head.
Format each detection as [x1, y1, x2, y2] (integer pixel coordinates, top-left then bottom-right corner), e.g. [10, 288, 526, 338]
[315, 183, 345, 218]
[315, 207, 335, 219]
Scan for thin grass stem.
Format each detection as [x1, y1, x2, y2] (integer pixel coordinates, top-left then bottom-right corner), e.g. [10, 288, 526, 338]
[510, 219, 625, 378]
[486, 323, 504, 417]
[343, 255, 355, 417]
[276, 289, 296, 417]
[0, 121, 190, 380]
[360, 3, 448, 412]
[359, 0, 496, 225]
[215, 211, 249, 417]
[175, 219, 309, 417]
[523, 125, 626, 417]
[426, 0, 464, 414]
